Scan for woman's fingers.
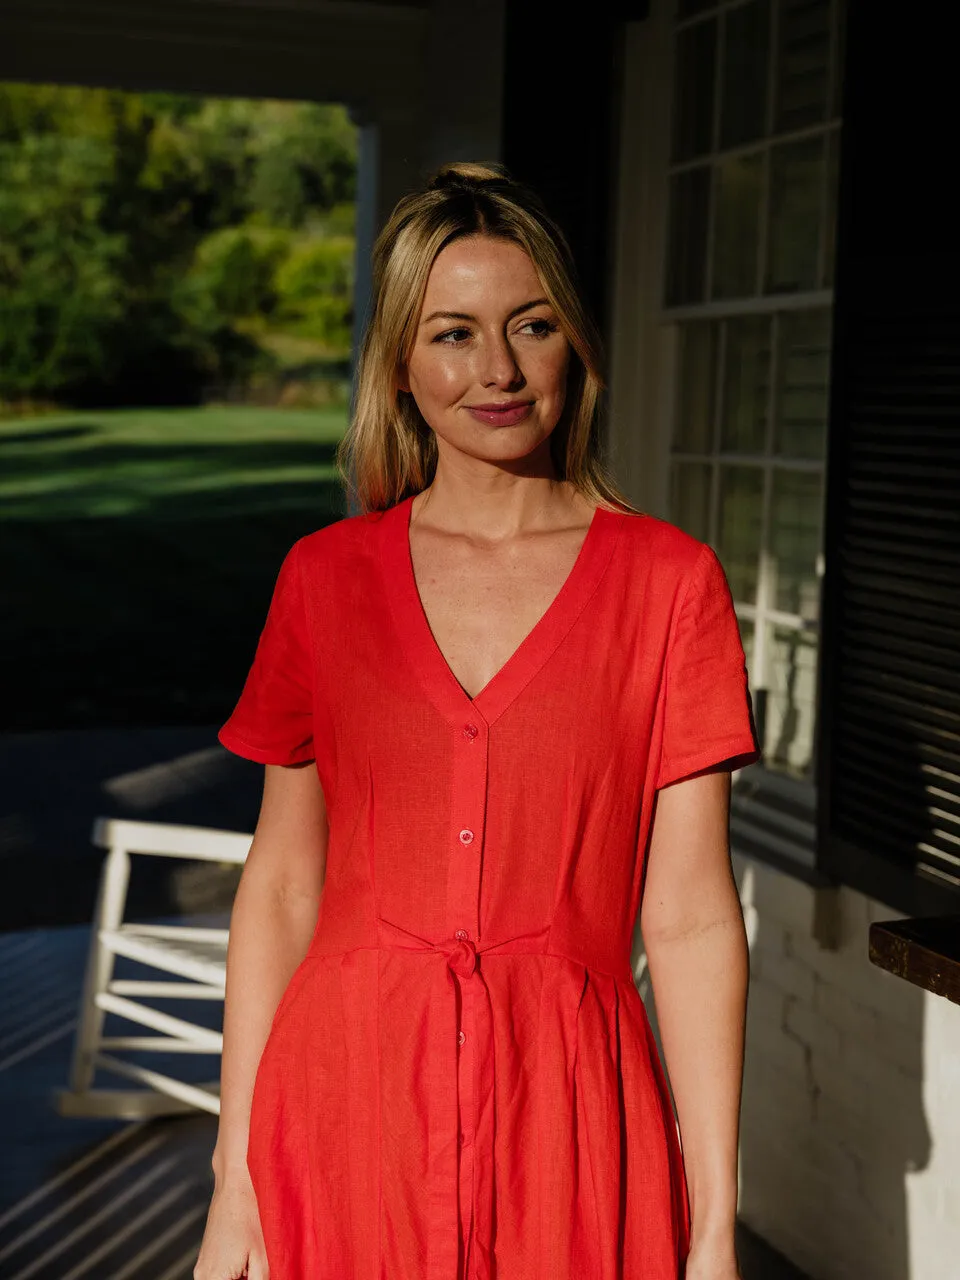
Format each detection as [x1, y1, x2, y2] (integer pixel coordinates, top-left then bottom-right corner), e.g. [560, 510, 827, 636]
[245, 1248, 270, 1280]
[192, 1177, 268, 1280]
[192, 1249, 250, 1280]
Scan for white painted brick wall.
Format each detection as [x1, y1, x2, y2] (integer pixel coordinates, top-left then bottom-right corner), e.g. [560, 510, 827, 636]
[731, 856, 959, 1280]
[637, 853, 959, 1280]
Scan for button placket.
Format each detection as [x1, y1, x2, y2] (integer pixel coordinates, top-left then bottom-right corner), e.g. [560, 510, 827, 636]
[445, 711, 488, 1213]
[446, 716, 487, 941]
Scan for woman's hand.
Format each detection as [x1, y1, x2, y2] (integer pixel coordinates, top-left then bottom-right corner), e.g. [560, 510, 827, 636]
[197, 761, 327, 1280]
[683, 1233, 742, 1280]
[193, 1169, 268, 1280]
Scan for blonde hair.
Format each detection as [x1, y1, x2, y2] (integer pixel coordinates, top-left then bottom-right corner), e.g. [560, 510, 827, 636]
[335, 161, 640, 516]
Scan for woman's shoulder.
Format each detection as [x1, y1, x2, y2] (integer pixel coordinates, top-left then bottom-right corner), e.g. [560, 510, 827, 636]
[612, 506, 710, 580]
[293, 504, 390, 568]
[611, 510, 736, 638]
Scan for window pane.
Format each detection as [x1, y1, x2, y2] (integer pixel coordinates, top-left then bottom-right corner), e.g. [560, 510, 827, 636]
[671, 462, 713, 542]
[774, 0, 831, 131]
[676, 321, 717, 452]
[766, 137, 824, 293]
[711, 152, 763, 298]
[717, 464, 763, 601]
[666, 166, 711, 305]
[775, 309, 831, 458]
[721, 316, 770, 453]
[763, 623, 818, 781]
[770, 469, 822, 619]
[673, 19, 717, 161]
[720, 0, 770, 148]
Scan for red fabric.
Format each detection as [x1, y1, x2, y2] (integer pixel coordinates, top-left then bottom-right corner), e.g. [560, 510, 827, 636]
[218, 495, 761, 1280]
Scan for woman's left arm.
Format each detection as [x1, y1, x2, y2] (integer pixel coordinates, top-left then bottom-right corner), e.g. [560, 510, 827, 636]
[640, 765, 748, 1280]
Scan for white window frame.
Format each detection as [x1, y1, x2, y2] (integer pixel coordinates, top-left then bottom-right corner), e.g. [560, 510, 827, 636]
[607, 0, 844, 879]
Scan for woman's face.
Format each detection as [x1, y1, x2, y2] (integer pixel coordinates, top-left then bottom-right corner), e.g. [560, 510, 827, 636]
[399, 235, 571, 470]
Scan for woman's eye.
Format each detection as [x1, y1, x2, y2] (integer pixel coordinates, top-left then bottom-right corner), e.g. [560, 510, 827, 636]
[432, 319, 558, 345]
[519, 318, 558, 339]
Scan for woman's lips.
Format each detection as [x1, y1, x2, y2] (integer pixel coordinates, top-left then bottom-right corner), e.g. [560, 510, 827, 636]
[464, 401, 534, 427]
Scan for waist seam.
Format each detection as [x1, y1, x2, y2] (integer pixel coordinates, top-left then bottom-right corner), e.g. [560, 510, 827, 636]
[305, 942, 635, 984]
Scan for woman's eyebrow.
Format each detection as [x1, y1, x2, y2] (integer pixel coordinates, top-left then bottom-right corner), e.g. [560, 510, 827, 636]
[420, 298, 551, 326]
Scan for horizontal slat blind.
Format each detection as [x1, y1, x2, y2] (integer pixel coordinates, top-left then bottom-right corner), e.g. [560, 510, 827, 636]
[826, 315, 960, 903]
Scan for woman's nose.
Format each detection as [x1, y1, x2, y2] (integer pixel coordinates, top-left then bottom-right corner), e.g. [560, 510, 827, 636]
[479, 336, 523, 388]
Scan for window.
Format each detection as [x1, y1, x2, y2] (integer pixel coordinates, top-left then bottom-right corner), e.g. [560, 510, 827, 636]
[664, 0, 845, 801]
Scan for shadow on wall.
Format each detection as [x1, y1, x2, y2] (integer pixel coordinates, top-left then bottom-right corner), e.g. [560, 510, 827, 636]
[732, 689, 938, 1280]
[735, 855, 930, 1280]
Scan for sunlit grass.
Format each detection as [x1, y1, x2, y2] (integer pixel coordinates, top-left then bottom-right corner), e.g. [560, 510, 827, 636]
[0, 404, 349, 521]
[2, 403, 351, 729]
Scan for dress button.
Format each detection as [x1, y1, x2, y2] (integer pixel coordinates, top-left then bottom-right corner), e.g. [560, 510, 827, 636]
[458, 1030, 466, 1046]
[458, 828, 474, 846]
[455, 929, 469, 940]
[462, 722, 479, 740]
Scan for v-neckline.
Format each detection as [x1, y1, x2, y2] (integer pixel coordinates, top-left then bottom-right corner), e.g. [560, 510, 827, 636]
[380, 493, 626, 727]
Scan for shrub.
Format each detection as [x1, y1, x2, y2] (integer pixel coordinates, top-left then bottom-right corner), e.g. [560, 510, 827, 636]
[273, 236, 353, 350]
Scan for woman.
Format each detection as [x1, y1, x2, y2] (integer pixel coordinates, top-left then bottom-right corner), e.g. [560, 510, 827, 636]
[195, 162, 761, 1280]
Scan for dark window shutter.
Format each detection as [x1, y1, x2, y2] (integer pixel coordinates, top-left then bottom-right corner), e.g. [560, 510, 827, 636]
[817, 5, 960, 915]
[821, 311, 960, 913]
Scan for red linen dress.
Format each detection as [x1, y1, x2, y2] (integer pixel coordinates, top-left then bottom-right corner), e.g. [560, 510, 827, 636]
[218, 493, 761, 1280]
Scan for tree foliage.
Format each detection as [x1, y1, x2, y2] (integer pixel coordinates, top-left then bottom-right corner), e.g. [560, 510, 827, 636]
[274, 237, 354, 345]
[0, 83, 357, 406]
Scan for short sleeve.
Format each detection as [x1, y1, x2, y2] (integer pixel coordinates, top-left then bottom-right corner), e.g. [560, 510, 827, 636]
[656, 542, 762, 789]
[218, 539, 315, 766]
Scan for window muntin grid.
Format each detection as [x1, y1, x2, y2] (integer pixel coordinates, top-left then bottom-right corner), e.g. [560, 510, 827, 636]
[665, 0, 842, 785]
[671, 307, 830, 783]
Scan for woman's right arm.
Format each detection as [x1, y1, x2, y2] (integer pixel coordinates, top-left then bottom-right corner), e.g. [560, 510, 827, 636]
[195, 760, 328, 1280]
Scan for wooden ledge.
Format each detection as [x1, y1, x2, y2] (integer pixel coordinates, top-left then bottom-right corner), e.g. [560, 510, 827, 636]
[869, 916, 960, 1005]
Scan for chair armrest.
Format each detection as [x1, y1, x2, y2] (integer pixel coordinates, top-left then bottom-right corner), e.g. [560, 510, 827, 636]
[91, 817, 253, 865]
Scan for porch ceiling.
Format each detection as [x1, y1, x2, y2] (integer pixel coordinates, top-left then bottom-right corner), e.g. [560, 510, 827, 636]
[0, 0, 429, 109]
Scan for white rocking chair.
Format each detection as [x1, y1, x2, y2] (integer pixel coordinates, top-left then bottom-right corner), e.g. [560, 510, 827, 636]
[56, 816, 252, 1120]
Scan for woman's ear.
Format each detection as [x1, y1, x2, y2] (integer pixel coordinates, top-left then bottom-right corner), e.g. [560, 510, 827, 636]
[396, 365, 410, 395]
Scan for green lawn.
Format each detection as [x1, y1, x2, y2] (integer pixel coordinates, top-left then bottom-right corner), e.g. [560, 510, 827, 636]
[0, 405, 347, 519]
[2, 405, 350, 731]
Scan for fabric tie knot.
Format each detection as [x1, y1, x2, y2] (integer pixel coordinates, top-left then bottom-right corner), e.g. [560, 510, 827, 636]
[372, 918, 558, 1280]
[444, 935, 477, 978]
